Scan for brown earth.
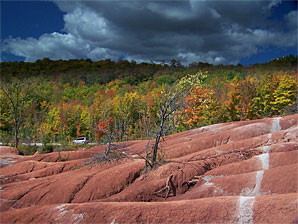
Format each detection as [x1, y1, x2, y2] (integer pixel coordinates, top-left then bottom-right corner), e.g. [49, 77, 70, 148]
[0, 114, 297, 223]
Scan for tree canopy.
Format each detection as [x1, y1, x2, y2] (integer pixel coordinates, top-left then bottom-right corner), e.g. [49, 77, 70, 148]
[1, 56, 297, 155]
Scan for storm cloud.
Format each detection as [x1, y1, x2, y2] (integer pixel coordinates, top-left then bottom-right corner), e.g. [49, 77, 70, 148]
[3, 0, 297, 65]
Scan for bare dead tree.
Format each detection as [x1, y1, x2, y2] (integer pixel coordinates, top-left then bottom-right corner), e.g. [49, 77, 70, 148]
[105, 115, 114, 156]
[145, 140, 151, 171]
[136, 140, 153, 172]
[92, 115, 128, 164]
[151, 84, 191, 168]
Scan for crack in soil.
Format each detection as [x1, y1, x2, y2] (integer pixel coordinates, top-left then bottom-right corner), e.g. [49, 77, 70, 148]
[35, 190, 51, 205]
[68, 174, 97, 203]
[98, 168, 143, 201]
[9, 181, 46, 208]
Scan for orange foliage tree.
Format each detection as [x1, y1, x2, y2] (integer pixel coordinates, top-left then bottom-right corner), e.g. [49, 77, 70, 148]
[185, 87, 220, 127]
[96, 120, 108, 142]
[76, 124, 81, 138]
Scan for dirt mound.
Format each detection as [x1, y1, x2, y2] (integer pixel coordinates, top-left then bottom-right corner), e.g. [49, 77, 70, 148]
[1, 194, 297, 223]
[0, 114, 297, 223]
[0, 146, 19, 156]
[0, 146, 22, 168]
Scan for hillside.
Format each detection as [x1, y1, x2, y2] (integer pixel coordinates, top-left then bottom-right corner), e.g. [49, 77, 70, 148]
[1, 58, 297, 151]
[0, 114, 297, 223]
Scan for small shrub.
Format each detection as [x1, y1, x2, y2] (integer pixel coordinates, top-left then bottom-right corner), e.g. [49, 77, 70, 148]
[84, 143, 93, 149]
[57, 152, 70, 162]
[18, 145, 38, 155]
[58, 151, 62, 161]
[62, 144, 80, 151]
[61, 153, 70, 161]
[86, 150, 127, 166]
[70, 165, 81, 170]
[41, 145, 54, 154]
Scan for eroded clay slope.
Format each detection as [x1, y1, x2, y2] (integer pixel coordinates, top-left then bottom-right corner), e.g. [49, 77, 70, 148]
[0, 114, 297, 223]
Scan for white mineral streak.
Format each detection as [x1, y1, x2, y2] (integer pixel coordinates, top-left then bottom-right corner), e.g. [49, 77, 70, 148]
[203, 175, 215, 187]
[271, 117, 281, 133]
[262, 146, 271, 153]
[55, 204, 69, 217]
[237, 119, 279, 223]
[202, 175, 224, 193]
[267, 133, 272, 141]
[0, 158, 16, 167]
[238, 196, 255, 224]
[55, 204, 66, 211]
[256, 153, 269, 170]
[73, 213, 84, 223]
[53, 204, 84, 223]
[202, 175, 223, 186]
[202, 175, 223, 182]
[249, 171, 264, 197]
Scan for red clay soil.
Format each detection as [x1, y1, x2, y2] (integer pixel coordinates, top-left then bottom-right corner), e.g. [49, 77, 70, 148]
[0, 114, 297, 223]
[0, 146, 22, 168]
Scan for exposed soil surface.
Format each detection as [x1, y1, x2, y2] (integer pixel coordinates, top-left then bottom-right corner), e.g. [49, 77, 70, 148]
[1, 114, 297, 223]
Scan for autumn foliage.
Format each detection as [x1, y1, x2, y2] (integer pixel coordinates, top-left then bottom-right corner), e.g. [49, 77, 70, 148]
[96, 120, 108, 142]
[1, 56, 297, 147]
[184, 73, 297, 128]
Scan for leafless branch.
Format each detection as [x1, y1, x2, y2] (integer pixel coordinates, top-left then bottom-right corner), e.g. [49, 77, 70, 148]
[154, 174, 174, 200]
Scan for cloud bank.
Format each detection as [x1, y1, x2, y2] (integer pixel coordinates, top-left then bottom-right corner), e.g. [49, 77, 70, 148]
[2, 0, 297, 65]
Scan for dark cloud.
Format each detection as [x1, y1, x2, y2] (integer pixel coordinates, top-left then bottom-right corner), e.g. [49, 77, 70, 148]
[286, 10, 298, 29]
[2, 0, 297, 65]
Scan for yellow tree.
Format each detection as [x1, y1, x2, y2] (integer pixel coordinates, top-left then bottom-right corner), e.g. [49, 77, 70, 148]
[271, 74, 297, 114]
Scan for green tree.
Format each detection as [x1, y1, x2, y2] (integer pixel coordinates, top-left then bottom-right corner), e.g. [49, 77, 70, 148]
[0, 77, 38, 151]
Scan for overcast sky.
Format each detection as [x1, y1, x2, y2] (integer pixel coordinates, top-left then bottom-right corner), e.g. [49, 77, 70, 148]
[1, 0, 297, 65]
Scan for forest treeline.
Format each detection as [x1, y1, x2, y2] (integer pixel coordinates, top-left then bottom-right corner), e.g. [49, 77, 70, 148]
[1, 55, 297, 151]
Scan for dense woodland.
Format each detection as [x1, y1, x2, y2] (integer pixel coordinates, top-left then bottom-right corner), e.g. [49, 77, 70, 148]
[1, 55, 297, 154]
